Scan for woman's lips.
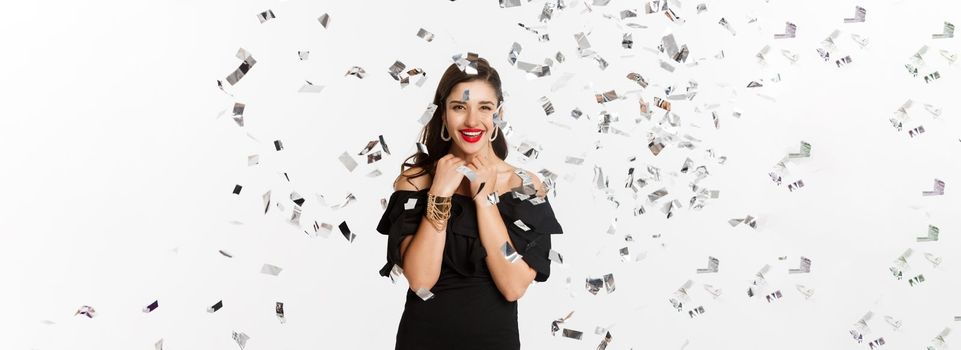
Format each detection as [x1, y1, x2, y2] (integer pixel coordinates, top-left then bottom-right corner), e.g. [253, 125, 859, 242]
[460, 130, 483, 143]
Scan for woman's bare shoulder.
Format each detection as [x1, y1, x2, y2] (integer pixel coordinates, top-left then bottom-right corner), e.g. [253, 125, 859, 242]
[393, 166, 432, 191]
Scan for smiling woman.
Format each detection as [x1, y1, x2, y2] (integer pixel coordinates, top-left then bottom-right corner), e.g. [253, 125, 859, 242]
[376, 55, 564, 350]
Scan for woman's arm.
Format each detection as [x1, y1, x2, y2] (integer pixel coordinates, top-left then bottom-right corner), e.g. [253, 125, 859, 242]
[394, 169, 446, 292]
[475, 170, 548, 302]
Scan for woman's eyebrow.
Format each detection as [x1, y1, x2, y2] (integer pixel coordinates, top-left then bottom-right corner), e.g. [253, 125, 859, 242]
[448, 100, 495, 105]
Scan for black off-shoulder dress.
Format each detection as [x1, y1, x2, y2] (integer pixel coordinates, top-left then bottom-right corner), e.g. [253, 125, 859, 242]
[376, 171, 563, 350]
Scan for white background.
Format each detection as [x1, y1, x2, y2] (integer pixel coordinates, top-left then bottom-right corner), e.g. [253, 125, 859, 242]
[2, 0, 960, 349]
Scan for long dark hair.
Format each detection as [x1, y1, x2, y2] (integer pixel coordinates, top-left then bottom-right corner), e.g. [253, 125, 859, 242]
[398, 56, 509, 187]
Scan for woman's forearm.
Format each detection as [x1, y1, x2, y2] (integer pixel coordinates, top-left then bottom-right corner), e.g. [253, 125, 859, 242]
[475, 201, 537, 301]
[401, 215, 447, 292]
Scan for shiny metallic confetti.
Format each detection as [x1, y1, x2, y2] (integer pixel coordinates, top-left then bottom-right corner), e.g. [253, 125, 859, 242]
[207, 300, 223, 313]
[499, 0, 522, 8]
[719, 17, 736, 35]
[298, 80, 325, 93]
[298, 50, 309, 60]
[932, 21, 955, 38]
[775, 22, 797, 39]
[247, 154, 259, 166]
[414, 287, 435, 301]
[796, 284, 815, 299]
[339, 221, 355, 242]
[224, 48, 256, 86]
[261, 263, 283, 276]
[231, 102, 245, 126]
[844, 6, 866, 23]
[697, 256, 719, 273]
[765, 290, 783, 302]
[317, 13, 330, 28]
[345, 66, 366, 79]
[501, 241, 522, 263]
[257, 9, 276, 23]
[276, 302, 286, 324]
[416, 28, 434, 42]
[603, 273, 616, 293]
[219, 250, 233, 258]
[562, 328, 584, 340]
[549, 249, 564, 264]
[143, 300, 159, 313]
[789, 256, 812, 273]
[232, 331, 250, 350]
[729, 215, 757, 228]
[513, 219, 531, 231]
[455, 165, 477, 182]
[273, 140, 283, 151]
[75, 305, 96, 318]
[917, 225, 939, 242]
[788, 141, 812, 158]
[922, 178, 945, 196]
[461, 89, 469, 102]
[338, 151, 357, 172]
[585, 276, 603, 295]
[232, 184, 242, 195]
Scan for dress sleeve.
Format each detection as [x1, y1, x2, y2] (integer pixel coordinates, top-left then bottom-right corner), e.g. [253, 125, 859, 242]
[376, 190, 428, 278]
[499, 195, 564, 282]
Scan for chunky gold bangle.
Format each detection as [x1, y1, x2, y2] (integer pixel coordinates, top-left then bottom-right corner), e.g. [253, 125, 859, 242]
[425, 193, 452, 231]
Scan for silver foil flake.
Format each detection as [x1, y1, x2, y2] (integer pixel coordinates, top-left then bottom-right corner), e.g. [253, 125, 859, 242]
[232, 331, 250, 350]
[261, 263, 283, 276]
[143, 300, 159, 313]
[562, 328, 584, 340]
[225, 48, 257, 86]
[844, 6, 866, 23]
[414, 287, 435, 301]
[403, 197, 418, 210]
[339, 221, 355, 242]
[501, 241, 522, 263]
[338, 151, 357, 172]
[788, 141, 812, 158]
[257, 9, 276, 23]
[922, 178, 945, 196]
[932, 21, 955, 39]
[207, 300, 223, 313]
[75, 305, 96, 318]
[317, 13, 330, 28]
[697, 256, 719, 273]
[549, 249, 564, 264]
[276, 302, 286, 324]
[231, 102, 245, 126]
[774, 22, 797, 39]
[585, 277, 603, 295]
[298, 50, 309, 60]
[917, 225, 939, 242]
[603, 273, 616, 293]
[298, 80, 325, 93]
[455, 165, 478, 181]
[416, 28, 434, 42]
[345, 66, 366, 79]
[788, 257, 812, 273]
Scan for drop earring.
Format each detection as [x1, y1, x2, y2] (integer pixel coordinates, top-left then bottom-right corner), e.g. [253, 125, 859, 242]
[489, 126, 499, 141]
[440, 123, 451, 141]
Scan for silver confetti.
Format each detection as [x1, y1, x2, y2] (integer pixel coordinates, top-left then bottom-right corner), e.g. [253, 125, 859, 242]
[261, 263, 283, 276]
[414, 287, 435, 301]
[232, 331, 250, 350]
[501, 241, 522, 263]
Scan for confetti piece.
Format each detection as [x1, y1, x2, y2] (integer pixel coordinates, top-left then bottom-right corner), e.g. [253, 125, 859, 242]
[455, 165, 478, 181]
[219, 250, 233, 258]
[697, 256, 719, 273]
[416, 28, 434, 42]
[298, 80, 325, 93]
[257, 9, 276, 23]
[917, 225, 939, 242]
[932, 21, 955, 39]
[261, 263, 283, 276]
[585, 276, 603, 295]
[549, 249, 564, 264]
[539, 96, 555, 115]
[562, 328, 584, 340]
[922, 178, 945, 196]
[231, 102, 245, 126]
[788, 257, 812, 273]
[603, 273, 616, 293]
[339, 221, 355, 242]
[75, 305, 96, 318]
[232, 331, 250, 350]
[143, 300, 159, 313]
[338, 151, 357, 172]
[232, 184, 242, 195]
[225, 48, 256, 86]
[774, 22, 797, 39]
[276, 302, 286, 324]
[788, 141, 812, 158]
[317, 13, 330, 28]
[345, 66, 366, 79]
[499, 0, 522, 8]
[501, 241, 522, 263]
[263, 190, 271, 214]
[298, 51, 309, 60]
[765, 290, 783, 302]
[208, 300, 223, 313]
[844, 6, 866, 23]
[414, 287, 435, 301]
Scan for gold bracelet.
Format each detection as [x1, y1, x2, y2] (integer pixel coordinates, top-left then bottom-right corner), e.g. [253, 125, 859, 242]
[425, 193, 452, 231]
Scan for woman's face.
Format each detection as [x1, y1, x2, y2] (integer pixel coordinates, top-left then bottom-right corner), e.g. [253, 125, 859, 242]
[443, 80, 502, 156]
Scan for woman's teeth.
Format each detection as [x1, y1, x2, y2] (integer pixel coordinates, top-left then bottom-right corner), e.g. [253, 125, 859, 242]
[461, 131, 482, 136]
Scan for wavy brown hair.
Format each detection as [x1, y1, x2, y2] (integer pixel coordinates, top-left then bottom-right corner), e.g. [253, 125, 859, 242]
[398, 56, 509, 189]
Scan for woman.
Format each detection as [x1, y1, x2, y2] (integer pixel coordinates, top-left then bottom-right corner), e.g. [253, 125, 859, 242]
[376, 56, 564, 349]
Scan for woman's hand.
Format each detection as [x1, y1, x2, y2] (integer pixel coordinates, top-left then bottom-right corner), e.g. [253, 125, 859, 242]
[466, 153, 497, 202]
[430, 154, 467, 197]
